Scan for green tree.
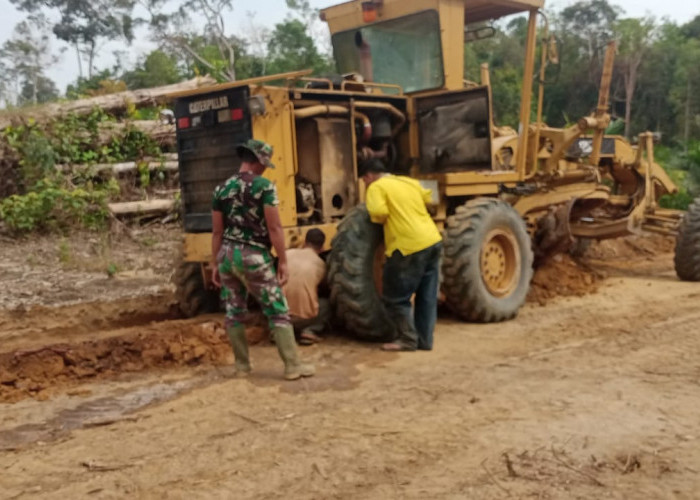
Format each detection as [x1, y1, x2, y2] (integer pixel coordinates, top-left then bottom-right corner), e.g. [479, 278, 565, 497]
[145, 0, 238, 81]
[65, 69, 126, 98]
[20, 75, 59, 104]
[266, 19, 332, 76]
[631, 22, 683, 140]
[670, 39, 700, 147]
[559, 0, 621, 65]
[9, 0, 135, 79]
[123, 50, 182, 88]
[615, 17, 656, 138]
[161, 35, 264, 82]
[0, 14, 60, 106]
[681, 14, 700, 39]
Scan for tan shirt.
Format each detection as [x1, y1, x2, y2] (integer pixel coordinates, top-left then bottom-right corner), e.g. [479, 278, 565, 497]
[283, 247, 326, 319]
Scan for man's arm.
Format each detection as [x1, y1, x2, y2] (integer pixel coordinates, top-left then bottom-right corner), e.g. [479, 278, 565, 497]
[365, 184, 389, 224]
[211, 210, 224, 287]
[264, 205, 289, 286]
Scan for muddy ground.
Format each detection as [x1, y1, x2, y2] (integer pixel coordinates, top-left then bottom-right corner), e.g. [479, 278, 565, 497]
[0, 227, 698, 499]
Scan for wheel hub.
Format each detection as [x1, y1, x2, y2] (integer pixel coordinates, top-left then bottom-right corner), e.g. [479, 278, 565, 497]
[480, 228, 521, 297]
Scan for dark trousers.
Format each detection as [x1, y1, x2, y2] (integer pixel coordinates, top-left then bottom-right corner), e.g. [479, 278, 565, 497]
[382, 242, 442, 350]
[291, 298, 330, 335]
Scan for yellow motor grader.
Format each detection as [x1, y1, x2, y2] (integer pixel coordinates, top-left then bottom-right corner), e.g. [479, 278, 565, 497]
[168, 0, 699, 340]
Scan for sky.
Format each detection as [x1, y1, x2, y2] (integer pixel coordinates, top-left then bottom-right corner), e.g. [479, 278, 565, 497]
[0, 0, 698, 94]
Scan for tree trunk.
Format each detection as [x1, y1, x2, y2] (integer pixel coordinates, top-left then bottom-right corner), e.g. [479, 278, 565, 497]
[109, 199, 176, 216]
[96, 120, 177, 149]
[58, 158, 179, 175]
[684, 77, 691, 152]
[623, 57, 641, 139]
[0, 76, 216, 129]
[88, 41, 96, 79]
[75, 44, 83, 79]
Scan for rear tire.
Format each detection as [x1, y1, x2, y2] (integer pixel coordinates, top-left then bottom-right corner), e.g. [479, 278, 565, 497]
[674, 197, 700, 281]
[328, 205, 395, 341]
[442, 198, 533, 322]
[173, 262, 221, 317]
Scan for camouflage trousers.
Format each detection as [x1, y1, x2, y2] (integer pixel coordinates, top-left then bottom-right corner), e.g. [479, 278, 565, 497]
[217, 241, 291, 330]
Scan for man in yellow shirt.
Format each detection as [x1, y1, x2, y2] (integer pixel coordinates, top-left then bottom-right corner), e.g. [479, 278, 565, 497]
[361, 160, 443, 351]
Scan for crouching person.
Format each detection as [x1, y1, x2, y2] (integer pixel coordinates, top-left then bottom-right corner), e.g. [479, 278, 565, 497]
[211, 139, 314, 380]
[284, 229, 330, 345]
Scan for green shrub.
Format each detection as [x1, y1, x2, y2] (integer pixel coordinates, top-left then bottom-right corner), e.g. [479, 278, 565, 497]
[0, 178, 118, 233]
[659, 190, 694, 210]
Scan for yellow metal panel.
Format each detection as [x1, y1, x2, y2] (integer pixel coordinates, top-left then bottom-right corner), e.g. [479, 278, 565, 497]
[284, 223, 338, 252]
[184, 233, 213, 262]
[515, 10, 538, 180]
[420, 170, 520, 185]
[513, 183, 610, 216]
[439, 0, 465, 90]
[322, 0, 543, 29]
[251, 87, 297, 227]
[324, 0, 440, 33]
[444, 183, 499, 197]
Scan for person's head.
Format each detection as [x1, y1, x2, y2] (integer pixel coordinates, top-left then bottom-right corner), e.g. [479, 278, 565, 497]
[304, 228, 326, 253]
[359, 159, 386, 187]
[237, 139, 275, 175]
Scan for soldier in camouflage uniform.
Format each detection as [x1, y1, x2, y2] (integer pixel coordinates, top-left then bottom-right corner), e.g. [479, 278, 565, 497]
[211, 139, 314, 380]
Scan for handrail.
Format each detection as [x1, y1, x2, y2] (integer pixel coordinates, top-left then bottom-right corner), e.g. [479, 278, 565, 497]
[340, 80, 404, 95]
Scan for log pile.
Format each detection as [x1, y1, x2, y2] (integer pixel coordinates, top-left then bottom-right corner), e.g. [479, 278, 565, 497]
[0, 77, 219, 221]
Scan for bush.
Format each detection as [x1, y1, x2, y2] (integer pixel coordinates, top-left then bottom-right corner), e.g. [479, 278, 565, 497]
[0, 178, 119, 233]
[0, 108, 164, 234]
[659, 190, 694, 210]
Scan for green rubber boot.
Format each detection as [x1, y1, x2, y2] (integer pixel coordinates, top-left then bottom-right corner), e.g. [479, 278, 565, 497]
[226, 324, 251, 377]
[272, 325, 315, 380]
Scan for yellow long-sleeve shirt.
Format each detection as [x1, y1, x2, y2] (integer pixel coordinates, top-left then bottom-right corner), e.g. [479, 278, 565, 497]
[365, 174, 442, 257]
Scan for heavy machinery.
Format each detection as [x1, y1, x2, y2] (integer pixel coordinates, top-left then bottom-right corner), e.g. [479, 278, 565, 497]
[169, 0, 700, 338]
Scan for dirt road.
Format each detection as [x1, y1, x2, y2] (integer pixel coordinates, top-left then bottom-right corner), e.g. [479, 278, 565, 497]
[1, 241, 699, 499]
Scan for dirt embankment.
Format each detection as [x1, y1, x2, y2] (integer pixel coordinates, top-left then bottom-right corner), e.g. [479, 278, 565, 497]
[0, 319, 232, 403]
[0, 293, 271, 403]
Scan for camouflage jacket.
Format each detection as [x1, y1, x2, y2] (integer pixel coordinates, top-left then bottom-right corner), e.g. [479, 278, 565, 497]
[212, 171, 278, 249]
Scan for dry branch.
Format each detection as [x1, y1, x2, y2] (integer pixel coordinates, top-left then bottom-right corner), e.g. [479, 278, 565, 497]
[480, 458, 511, 496]
[58, 159, 179, 176]
[550, 445, 606, 487]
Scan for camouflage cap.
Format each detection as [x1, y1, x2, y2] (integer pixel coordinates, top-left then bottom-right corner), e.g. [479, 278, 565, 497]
[236, 139, 275, 169]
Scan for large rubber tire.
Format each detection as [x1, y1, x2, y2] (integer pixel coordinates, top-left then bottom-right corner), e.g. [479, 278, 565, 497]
[328, 205, 395, 341]
[442, 198, 533, 322]
[172, 262, 221, 317]
[674, 197, 700, 281]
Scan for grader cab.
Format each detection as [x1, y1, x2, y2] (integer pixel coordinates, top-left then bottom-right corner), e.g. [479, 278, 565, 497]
[169, 0, 699, 338]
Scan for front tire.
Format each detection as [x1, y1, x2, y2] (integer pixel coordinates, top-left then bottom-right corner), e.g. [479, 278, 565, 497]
[328, 205, 394, 341]
[674, 197, 700, 281]
[442, 198, 533, 322]
[173, 262, 221, 317]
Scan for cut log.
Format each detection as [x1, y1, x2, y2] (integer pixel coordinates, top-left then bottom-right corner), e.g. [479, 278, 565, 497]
[97, 120, 176, 149]
[58, 160, 179, 175]
[0, 76, 216, 129]
[109, 199, 176, 216]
